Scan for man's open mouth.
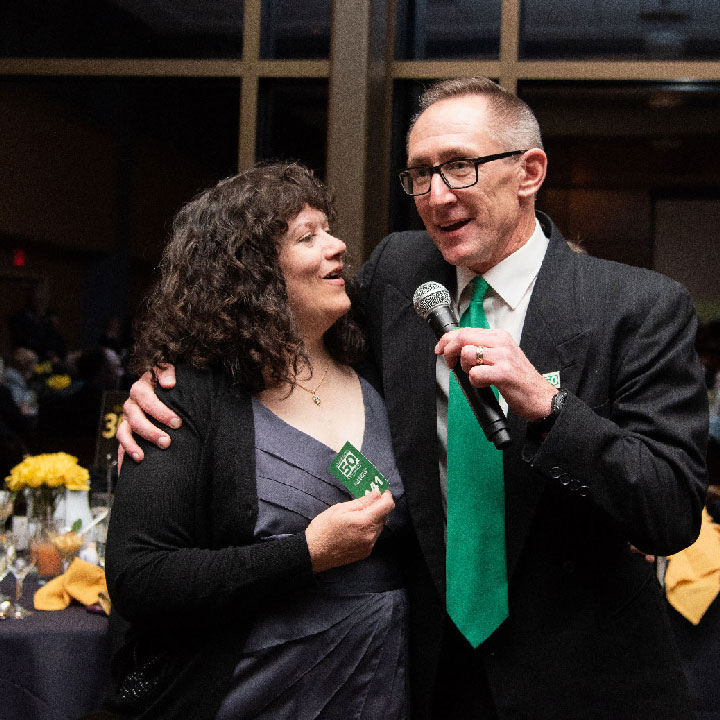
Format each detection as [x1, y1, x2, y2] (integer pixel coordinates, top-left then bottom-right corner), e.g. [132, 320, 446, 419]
[439, 219, 470, 232]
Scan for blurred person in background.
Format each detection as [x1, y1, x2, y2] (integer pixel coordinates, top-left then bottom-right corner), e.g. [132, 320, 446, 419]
[2, 346, 39, 420]
[9, 280, 66, 367]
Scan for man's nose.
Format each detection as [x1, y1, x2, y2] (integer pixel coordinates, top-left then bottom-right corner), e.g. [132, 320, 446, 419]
[427, 171, 456, 206]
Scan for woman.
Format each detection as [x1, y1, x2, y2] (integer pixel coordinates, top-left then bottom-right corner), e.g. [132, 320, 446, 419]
[105, 162, 409, 719]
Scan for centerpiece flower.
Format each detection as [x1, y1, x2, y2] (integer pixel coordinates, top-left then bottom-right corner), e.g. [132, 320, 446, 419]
[5, 452, 90, 523]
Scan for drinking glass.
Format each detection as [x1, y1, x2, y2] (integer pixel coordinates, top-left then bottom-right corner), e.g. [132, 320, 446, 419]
[31, 521, 64, 582]
[5, 532, 37, 619]
[0, 536, 10, 606]
[90, 493, 112, 568]
[0, 490, 13, 530]
[48, 525, 84, 571]
[0, 491, 14, 602]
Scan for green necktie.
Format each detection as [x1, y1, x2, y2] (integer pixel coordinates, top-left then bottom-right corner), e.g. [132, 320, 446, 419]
[446, 276, 508, 648]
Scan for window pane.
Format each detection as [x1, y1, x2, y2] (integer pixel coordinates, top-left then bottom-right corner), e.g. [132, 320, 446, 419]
[521, 0, 720, 60]
[260, 0, 331, 59]
[389, 80, 426, 233]
[519, 81, 720, 271]
[0, 0, 244, 59]
[0, 75, 240, 347]
[395, 0, 501, 60]
[256, 79, 328, 178]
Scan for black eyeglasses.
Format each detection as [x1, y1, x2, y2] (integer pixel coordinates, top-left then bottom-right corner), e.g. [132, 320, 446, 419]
[398, 150, 526, 196]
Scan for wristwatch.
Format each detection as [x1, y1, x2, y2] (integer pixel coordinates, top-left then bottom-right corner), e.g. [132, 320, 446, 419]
[530, 388, 568, 434]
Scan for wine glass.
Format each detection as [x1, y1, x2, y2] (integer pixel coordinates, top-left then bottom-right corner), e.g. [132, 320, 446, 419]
[0, 490, 17, 601]
[0, 490, 13, 530]
[48, 525, 84, 571]
[0, 536, 11, 606]
[89, 493, 112, 569]
[5, 532, 37, 619]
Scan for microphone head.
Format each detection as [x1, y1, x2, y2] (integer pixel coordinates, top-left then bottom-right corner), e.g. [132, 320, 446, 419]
[413, 281, 452, 319]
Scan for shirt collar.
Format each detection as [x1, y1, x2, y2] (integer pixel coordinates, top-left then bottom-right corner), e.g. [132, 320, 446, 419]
[455, 219, 548, 309]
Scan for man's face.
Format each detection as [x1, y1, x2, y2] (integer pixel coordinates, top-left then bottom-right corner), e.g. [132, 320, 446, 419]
[407, 95, 529, 273]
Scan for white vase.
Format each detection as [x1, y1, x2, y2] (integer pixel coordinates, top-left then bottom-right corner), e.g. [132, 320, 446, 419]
[54, 489, 93, 531]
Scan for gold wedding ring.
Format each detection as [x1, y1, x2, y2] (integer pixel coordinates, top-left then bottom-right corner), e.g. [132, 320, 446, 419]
[475, 346, 484, 366]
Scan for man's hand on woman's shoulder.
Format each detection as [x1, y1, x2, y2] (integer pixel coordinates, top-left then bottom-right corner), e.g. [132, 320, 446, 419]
[116, 365, 180, 467]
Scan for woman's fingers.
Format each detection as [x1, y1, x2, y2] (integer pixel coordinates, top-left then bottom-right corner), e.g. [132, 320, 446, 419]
[305, 491, 394, 573]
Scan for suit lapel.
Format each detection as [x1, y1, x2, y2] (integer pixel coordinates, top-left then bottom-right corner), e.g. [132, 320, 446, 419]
[505, 218, 590, 577]
[381, 248, 454, 597]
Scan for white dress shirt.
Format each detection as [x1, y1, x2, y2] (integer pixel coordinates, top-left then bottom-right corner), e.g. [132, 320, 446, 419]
[436, 220, 549, 517]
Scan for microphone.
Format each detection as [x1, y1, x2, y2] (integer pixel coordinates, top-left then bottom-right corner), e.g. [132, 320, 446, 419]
[413, 281, 512, 449]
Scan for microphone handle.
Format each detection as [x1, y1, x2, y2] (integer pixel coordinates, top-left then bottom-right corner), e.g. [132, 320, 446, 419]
[427, 307, 512, 450]
[453, 367, 512, 449]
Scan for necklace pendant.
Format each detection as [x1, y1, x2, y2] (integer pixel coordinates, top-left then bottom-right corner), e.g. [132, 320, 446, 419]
[312, 393, 321, 406]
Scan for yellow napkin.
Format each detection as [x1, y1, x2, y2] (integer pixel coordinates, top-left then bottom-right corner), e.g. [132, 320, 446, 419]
[34, 558, 109, 613]
[665, 508, 720, 625]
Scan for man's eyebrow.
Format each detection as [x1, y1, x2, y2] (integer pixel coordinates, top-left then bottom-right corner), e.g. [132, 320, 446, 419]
[406, 148, 478, 166]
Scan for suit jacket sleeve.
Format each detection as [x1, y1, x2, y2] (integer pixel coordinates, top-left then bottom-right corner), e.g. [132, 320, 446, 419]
[106, 365, 315, 626]
[525, 273, 708, 556]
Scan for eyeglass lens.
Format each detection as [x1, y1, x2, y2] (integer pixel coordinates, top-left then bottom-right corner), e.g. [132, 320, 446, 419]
[399, 151, 524, 196]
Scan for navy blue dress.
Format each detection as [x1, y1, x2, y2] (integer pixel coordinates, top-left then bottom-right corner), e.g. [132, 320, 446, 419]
[215, 378, 410, 720]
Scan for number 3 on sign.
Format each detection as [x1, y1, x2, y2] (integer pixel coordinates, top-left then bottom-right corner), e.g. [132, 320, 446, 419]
[101, 412, 124, 439]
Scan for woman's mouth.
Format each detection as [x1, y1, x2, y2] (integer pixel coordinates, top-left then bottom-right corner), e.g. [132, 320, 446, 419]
[322, 268, 345, 284]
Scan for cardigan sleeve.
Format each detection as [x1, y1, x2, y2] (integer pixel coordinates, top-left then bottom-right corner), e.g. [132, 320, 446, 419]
[106, 365, 315, 626]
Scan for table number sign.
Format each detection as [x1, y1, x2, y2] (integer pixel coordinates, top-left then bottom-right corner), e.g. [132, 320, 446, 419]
[93, 390, 129, 484]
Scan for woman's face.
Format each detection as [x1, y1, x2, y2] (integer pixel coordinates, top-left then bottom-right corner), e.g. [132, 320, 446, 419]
[278, 205, 350, 336]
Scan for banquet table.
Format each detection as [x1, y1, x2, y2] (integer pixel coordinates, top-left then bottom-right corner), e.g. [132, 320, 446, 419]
[0, 574, 111, 720]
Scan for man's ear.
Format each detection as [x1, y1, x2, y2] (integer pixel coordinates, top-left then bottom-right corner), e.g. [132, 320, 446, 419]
[518, 148, 547, 198]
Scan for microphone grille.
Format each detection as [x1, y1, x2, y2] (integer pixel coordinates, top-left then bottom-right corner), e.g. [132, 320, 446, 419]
[413, 281, 452, 319]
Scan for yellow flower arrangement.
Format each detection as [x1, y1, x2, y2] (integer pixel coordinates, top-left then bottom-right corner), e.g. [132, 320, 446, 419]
[5, 452, 90, 492]
[5, 453, 90, 522]
[34, 360, 54, 376]
[46, 374, 72, 391]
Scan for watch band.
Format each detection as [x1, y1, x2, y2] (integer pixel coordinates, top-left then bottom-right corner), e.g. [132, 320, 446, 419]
[530, 388, 568, 434]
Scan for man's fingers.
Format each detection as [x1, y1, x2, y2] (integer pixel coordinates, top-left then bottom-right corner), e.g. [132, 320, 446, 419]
[121, 399, 172, 449]
[128, 372, 181, 430]
[116, 419, 144, 462]
[436, 329, 492, 369]
[156, 363, 177, 389]
[460, 344, 495, 373]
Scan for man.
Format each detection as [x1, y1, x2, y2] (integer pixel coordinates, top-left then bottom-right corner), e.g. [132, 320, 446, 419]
[118, 77, 708, 718]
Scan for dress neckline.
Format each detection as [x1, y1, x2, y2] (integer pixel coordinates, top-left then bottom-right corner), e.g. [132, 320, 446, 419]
[252, 375, 369, 456]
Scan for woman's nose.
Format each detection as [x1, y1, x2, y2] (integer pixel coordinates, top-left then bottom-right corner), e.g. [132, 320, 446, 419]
[323, 232, 346, 257]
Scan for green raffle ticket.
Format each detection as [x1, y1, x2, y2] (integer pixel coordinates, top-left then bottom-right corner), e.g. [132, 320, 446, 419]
[329, 441, 389, 499]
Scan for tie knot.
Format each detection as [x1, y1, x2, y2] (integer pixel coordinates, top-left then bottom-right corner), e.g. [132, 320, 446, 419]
[470, 276, 490, 304]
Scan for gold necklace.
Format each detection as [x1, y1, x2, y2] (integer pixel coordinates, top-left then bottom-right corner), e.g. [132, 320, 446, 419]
[294, 363, 330, 406]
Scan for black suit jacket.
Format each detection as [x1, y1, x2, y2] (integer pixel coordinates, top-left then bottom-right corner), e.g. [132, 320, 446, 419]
[356, 214, 708, 719]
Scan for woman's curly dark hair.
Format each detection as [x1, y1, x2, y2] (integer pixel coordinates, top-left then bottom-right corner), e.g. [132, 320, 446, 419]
[131, 161, 366, 392]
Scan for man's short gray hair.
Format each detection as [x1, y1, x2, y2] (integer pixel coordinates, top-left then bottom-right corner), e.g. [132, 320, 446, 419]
[407, 76, 543, 152]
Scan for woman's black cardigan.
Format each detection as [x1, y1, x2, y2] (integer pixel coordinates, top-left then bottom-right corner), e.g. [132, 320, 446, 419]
[105, 365, 316, 719]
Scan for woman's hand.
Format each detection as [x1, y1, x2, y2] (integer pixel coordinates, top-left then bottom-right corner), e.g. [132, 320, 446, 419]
[305, 490, 394, 573]
[116, 365, 179, 467]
